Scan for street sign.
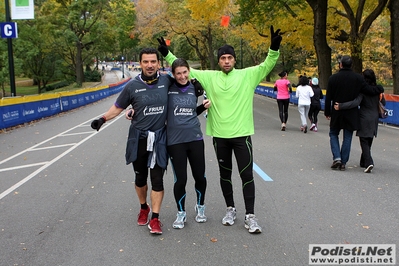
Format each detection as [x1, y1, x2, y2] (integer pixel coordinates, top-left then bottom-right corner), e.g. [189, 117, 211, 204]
[1, 22, 18, 38]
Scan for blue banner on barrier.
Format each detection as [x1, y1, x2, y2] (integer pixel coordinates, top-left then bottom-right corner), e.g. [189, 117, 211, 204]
[1, 81, 397, 130]
[1, 80, 128, 130]
[255, 84, 398, 125]
[1, 98, 61, 129]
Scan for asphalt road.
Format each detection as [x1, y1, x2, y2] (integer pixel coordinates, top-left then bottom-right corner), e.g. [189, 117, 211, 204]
[1, 71, 398, 266]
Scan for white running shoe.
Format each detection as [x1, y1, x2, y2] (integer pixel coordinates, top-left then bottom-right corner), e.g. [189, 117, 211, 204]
[222, 207, 236, 226]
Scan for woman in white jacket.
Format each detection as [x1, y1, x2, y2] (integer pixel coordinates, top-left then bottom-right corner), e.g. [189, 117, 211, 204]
[296, 75, 314, 133]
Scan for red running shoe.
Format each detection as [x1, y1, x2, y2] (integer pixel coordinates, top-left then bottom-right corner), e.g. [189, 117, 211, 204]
[148, 218, 163, 234]
[137, 205, 151, 226]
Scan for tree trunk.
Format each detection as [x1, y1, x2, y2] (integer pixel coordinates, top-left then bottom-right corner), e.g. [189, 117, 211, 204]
[307, 0, 331, 89]
[76, 41, 84, 87]
[388, 0, 399, 94]
[349, 40, 363, 74]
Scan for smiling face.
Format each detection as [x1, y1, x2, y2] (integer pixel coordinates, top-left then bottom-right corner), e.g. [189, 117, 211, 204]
[173, 66, 189, 85]
[140, 53, 160, 77]
[218, 54, 236, 74]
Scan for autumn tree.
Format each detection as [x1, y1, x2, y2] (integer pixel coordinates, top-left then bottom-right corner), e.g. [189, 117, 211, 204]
[331, 0, 389, 73]
[135, 0, 234, 70]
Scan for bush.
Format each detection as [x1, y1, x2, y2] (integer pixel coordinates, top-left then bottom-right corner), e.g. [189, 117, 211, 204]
[43, 80, 71, 92]
[84, 70, 102, 82]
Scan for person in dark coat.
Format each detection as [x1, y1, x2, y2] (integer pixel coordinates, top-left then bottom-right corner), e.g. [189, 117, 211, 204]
[333, 69, 385, 173]
[308, 77, 323, 132]
[324, 56, 383, 171]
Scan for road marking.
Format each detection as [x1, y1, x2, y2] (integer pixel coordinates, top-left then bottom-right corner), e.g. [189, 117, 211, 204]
[253, 162, 273, 181]
[0, 114, 123, 200]
[0, 162, 49, 173]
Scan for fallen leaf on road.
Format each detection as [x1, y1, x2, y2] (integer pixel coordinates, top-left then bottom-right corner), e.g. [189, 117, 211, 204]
[210, 238, 217, 242]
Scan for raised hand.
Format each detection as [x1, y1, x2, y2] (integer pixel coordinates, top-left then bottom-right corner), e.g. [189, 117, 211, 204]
[157, 37, 169, 57]
[270, 25, 282, 51]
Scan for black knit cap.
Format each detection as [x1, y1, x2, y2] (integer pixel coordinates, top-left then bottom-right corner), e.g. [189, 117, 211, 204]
[217, 44, 236, 60]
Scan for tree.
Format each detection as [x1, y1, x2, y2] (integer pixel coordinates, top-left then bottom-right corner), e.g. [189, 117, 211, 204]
[134, 0, 233, 70]
[388, 0, 399, 94]
[40, 0, 135, 86]
[14, 19, 61, 94]
[305, 0, 331, 90]
[331, 0, 389, 73]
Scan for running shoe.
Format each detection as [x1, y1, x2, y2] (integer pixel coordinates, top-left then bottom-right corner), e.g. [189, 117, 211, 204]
[148, 218, 163, 234]
[172, 211, 186, 229]
[309, 123, 316, 131]
[244, 214, 262, 234]
[137, 204, 151, 226]
[195, 204, 207, 223]
[222, 207, 236, 226]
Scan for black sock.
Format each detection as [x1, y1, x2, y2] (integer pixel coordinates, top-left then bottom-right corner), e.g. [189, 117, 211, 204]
[151, 213, 159, 220]
[141, 203, 148, 209]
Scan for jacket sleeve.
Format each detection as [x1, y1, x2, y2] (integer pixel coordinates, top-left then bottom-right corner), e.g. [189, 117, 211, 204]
[338, 94, 363, 110]
[244, 49, 280, 87]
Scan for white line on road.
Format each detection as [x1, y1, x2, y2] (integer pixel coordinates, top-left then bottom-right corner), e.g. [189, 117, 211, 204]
[0, 162, 49, 173]
[0, 114, 124, 200]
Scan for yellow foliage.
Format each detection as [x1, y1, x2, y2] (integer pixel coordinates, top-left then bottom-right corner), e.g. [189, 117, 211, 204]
[185, 0, 230, 23]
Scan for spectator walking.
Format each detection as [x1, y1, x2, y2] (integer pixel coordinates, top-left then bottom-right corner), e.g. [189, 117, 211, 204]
[334, 69, 385, 173]
[324, 55, 383, 171]
[308, 77, 323, 132]
[295, 75, 314, 133]
[274, 71, 292, 131]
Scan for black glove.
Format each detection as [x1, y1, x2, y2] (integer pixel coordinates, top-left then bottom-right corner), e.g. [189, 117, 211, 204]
[157, 37, 169, 57]
[270, 25, 282, 51]
[91, 117, 106, 131]
[191, 78, 204, 97]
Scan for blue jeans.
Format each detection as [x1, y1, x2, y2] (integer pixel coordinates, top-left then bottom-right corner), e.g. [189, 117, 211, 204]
[329, 128, 354, 164]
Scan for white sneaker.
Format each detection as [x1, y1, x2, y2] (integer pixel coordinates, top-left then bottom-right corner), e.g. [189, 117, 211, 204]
[244, 214, 262, 234]
[172, 211, 186, 229]
[222, 207, 236, 225]
[195, 204, 207, 223]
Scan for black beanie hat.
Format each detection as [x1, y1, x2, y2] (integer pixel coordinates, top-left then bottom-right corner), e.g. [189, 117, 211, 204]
[217, 45, 236, 60]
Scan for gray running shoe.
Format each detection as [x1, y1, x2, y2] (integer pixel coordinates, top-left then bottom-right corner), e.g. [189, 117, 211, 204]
[172, 211, 186, 229]
[222, 207, 236, 225]
[195, 204, 207, 223]
[244, 214, 262, 234]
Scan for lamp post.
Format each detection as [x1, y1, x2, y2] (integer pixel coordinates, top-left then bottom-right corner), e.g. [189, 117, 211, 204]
[4, 0, 16, 96]
[121, 56, 125, 78]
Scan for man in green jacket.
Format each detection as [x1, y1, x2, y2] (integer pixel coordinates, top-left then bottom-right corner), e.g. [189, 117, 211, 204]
[158, 26, 282, 234]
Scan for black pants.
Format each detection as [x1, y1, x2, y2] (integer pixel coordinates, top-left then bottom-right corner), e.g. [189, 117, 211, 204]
[359, 137, 374, 167]
[133, 138, 164, 191]
[277, 99, 290, 123]
[308, 103, 321, 125]
[168, 140, 207, 211]
[213, 136, 255, 214]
